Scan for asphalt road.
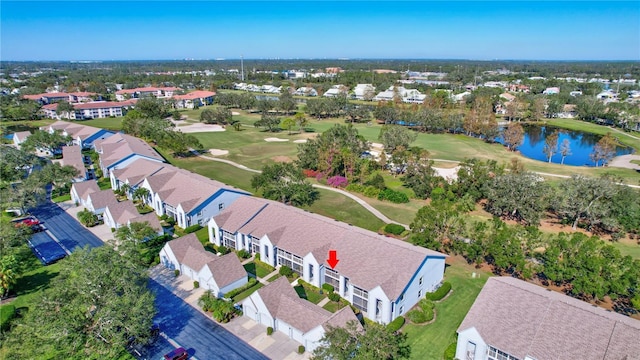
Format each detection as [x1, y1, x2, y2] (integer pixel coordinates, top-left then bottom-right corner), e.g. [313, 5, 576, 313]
[141, 280, 269, 360]
[30, 201, 104, 251]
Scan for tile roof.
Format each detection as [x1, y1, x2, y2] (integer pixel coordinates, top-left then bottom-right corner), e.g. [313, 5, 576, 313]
[87, 189, 118, 210]
[173, 90, 216, 100]
[458, 277, 640, 360]
[105, 200, 139, 226]
[72, 180, 100, 200]
[166, 234, 203, 263]
[253, 277, 360, 333]
[216, 198, 444, 299]
[62, 145, 85, 177]
[207, 196, 267, 233]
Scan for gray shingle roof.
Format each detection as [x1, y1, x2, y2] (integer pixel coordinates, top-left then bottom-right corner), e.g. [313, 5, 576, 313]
[129, 212, 162, 232]
[204, 253, 247, 289]
[215, 198, 445, 299]
[105, 200, 139, 225]
[97, 133, 163, 169]
[72, 180, 100, 200]
[62, 145, 85, 177]
[112, 158, 167, 186]
[254, 277, 360, 333]
[458, 277, 640, 360]
[87, 189, 118, 210]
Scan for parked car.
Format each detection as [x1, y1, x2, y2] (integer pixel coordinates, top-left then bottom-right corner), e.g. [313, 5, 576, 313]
[164, 347, 188, 360]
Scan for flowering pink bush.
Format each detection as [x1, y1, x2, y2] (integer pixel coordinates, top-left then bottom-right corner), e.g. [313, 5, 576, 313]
[327, 176, 348, 188]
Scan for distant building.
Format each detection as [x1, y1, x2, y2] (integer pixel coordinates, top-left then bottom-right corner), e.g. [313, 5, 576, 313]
[352, 84, 376, 101]
[542, 87, 560, 95]
[172, 90, 216, 109]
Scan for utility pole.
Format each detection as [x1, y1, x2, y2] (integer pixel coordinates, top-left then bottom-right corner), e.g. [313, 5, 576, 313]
[240, 54, 244, 82]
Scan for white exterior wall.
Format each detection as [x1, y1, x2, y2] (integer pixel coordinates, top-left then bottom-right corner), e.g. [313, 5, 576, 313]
[103, 207, 117, 229]
[70, 187, 82, 205]
[302, 253, 321, 288]
[367, 286, 392, 324]
[197, 266, 221, 294]
[160, 244, 180, 271]
[187, 191, 248, 228]
[106, 155, 163, 178]
[456, 327, 488, 360]
[275, 318, 305, 344]
[241, 294, 275, 328]
[259, 235, 276, 267]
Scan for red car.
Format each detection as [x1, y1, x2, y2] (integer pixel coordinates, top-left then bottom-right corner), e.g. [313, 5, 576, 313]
[13, 217, 40, 228]
[164, 347, 188, 360]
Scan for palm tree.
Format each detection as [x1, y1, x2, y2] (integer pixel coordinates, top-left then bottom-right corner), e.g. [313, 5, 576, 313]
[0, 255, 17, 298]
[133, 187, 150, 205]
[120, 183, 131, 198]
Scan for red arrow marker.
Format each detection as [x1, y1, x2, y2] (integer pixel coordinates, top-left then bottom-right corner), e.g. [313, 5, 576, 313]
[327, 250, 339, 269]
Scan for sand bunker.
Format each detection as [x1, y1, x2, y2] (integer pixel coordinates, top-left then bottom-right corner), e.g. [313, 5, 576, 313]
[173, 123, 226, 133]
[232, 111, 240, 115]
[209, 149, 229, 156]
[264, 137, 289, 142]
[293, 139, 308, 143]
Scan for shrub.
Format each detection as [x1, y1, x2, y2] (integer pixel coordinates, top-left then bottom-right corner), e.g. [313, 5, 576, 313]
[267, 327, 274, 335]
[345, 183, 365, 193]
[0, 304, 16, 331]
[298, 345, 305, 354]
[225, 277, 258, 299]
[631, 295, 640, 311]
[160, 214, 169, 221]
[174, 269, 180, 277]
[384, 223, 405, 235]
[217, 245, 230, 255]
[184, 224, 203, 234]
[322, 283, 335, 293]
[302, 127, 315, 133]
[378, 188, 409, 203]
[279, 265, 293, 277]
[111, 227, 116, 233]
[193, 281, 200, 289]
[362, 185, 381, 198]
[327, 176, 348, 188]
[387, 316, 405, 332]
[365, 174, 386, 190]
[254, 253, 260, 261]
[419, 299, 434, 312]
[406, 309, 428, 324]
[425, 282, 451, 301]
[444, 342, 457, 360]
[237, 249, 251, 259]
[303, 169, 321, 178]
[328, 292, 341, 302]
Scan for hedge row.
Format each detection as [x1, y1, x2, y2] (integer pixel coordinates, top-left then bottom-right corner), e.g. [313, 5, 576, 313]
[384, 223, 405, 235]
[226, 277, 258, 299]
[425, 282, 451, 301]
[387, 315, 405, 332]
[378, 188, 409, 203]
[184, 224, 203, 234]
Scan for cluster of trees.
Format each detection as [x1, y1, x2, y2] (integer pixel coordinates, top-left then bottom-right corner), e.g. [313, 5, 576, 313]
[250, 162, 319, 206]
[2, 246, 156, 359]
[200, 107, 233, 125]
[305, 96, 350, 118]
[122, 107, 202, 155]
[216, 91, 297, 115]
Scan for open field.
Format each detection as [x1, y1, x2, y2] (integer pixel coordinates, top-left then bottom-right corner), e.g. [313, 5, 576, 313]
[404, 257, 489, 360]
[79, 117, 124, 131]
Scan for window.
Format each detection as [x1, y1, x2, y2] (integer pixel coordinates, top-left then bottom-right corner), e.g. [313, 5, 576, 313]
[352, 286, 368, 312]
[221, 230, 236, 249]
[418, 290, 422, 298]
[309, 264, 314, 280]
[264, 246, 269, 261]
[277, 248, 303, 276]
[375, 299, 382, 317]
[218, 203, 225, 211]
[419, 276, 423, 286]
[487, 346, 520, 360]
[251, 237, 260, 254]
[399, 305, 404, 315]
[325, 268, 340, 289]
[466, 342, 477, 360]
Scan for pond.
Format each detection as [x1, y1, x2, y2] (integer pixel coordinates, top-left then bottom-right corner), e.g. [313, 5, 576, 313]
[499, 125, 634, 167]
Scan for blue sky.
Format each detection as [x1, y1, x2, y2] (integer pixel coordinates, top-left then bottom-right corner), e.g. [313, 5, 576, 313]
[1, 1, 639, 61]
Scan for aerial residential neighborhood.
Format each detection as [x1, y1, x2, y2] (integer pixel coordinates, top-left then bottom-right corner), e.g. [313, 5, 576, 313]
[1, 1, 640, 360]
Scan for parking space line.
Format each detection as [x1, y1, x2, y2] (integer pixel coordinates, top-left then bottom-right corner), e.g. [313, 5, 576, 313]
[44, 229, 72, 255]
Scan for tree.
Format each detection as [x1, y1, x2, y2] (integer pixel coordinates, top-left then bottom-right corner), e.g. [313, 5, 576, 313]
[590, 133, 617, 167]
[553, 174, 620, 230]
[20, 129, 71, 155]
[278, 91, 296, 115]
[529, 96, 545, 121]
[281, 117, 297, 135]
[486, 172, 550, 225]
[77, 209, 98, 227]
[312, 320, 410, 360]
[3, 246, 156, 359]
[378, 125, 417, 153]
[55, 101, 75, 116]
[542, 129, 559, 163]
[559, 138, 572, 165]
[135, 97, 170, 118]
[502, 122, 524, 151]
[294, 112, 309, 129]
[133, 187, 150, 204]
[254, 114, 281, 132]
[575, 97, 606, 122]
[120, 183, 131, 197]
[251, 162, 319, 206]
[0, 255, 18, 298]
[200, 107, 232, 124]
[410, 199, 465, 251]
[545, 98, 563, 118]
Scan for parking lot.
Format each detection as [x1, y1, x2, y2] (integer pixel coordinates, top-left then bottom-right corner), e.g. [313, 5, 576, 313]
[30, 201, 104, 251]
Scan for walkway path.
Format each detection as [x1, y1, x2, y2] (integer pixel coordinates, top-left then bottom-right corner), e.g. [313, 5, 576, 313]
[196, 153, 407, 228]
[607, 126, 640, 141]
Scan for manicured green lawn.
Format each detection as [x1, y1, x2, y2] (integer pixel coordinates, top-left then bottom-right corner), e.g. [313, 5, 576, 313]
[294, 284, 326, 305]
[404, 260, 489, 360]
[97, 177, 112, 190]
[195, 227, 209, 244]
[52, 194, 71, 203]
[243, 260, 276, 278]
[547, 118, 640, 151]
[322, 298, 349, 313]
[231, 282, 264, 303]
[266, 273, 282, 282]
[302, 189, 385, 232]
[80, 117, 123, 131]
[610, 239, 640, 259]
[243, 263, 256, 276]
[5, 262, 61, 312]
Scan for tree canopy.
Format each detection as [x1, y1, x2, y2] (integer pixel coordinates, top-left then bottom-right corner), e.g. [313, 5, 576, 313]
[3, 246, 156, 359]
[251, 162, 319, 206]
[20, 129, 71, 155]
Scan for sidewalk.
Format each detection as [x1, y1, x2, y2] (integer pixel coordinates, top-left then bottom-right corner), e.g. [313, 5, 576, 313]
[57, 200, 114, 242]
[149, 265, 310, 360]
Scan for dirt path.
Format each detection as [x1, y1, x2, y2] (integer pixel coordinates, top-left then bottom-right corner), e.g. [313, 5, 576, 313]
[608, 154, 640, 171]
